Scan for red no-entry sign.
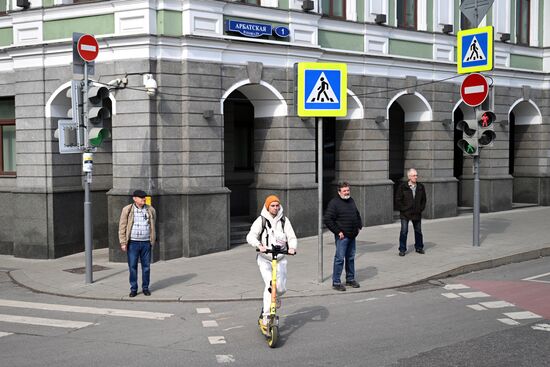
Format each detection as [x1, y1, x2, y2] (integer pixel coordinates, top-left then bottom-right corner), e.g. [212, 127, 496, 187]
[461, 73, 488, 107]
[77, 34, 99, 62]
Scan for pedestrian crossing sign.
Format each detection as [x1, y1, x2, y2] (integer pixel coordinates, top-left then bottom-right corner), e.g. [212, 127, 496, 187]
[297, 62, 347, 117]
[457, 26, 493, 74]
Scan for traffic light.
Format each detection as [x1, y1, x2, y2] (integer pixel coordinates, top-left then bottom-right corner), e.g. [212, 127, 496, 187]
[456, 119, 479, 156]
[87, 84, 111, 147]
[477, 110, 496, 147]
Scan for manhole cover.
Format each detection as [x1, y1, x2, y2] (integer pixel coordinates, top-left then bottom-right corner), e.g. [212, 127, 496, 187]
[63, 265, 110, 274]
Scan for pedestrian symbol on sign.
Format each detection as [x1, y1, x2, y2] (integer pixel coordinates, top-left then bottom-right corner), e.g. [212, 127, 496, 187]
[464, 36, 486, 62]
[306, 72, 338, 104]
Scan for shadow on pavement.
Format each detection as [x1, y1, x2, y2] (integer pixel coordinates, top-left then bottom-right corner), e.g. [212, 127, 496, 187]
[480, 218, 511, 244]
[152, 273, 197, 291]
[278, 306, 329, 347]
[355, 266, 378, 282]
[94, 269, 127, 282]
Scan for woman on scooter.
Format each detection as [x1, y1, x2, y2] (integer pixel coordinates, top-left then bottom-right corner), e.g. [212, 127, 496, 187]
[246, 195, 297, 327]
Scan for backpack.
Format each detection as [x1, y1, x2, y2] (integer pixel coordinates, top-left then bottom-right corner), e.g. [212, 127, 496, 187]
[258, 216, 286, 245]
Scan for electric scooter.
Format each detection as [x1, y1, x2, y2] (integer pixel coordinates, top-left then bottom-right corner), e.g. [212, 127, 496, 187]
[256, 245, 295, 348]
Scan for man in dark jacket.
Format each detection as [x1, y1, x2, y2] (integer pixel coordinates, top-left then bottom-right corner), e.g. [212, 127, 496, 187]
[394, 168, 426, 256]
[324, 182, 363, 291]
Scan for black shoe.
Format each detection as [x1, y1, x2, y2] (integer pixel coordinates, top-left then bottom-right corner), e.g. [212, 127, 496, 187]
[346, 280, 360, 288]
[415, 249, 425, 254]
[143, 289, 151, 296]
[399, 251, 406, 257]
[129, 291, 137, 297]
[333, 284, 346, 291]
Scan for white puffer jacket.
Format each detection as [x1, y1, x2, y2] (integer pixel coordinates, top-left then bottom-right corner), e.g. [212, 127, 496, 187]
[246, 205, 298, 260]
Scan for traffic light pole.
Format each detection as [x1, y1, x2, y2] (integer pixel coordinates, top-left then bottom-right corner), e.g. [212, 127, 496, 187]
[317, 117, 324, 284]
[83, 61, 93, 284]
[473, 154, 480, 247]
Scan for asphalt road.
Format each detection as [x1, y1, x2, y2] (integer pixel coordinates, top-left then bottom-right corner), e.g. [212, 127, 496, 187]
[1, 258, 549, 367]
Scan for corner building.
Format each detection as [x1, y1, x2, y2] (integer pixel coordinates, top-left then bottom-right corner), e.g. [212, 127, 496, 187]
[0, 0, 549, 260]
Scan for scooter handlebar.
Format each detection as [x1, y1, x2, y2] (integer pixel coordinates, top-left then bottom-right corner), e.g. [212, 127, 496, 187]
[256, 246, 296, 255]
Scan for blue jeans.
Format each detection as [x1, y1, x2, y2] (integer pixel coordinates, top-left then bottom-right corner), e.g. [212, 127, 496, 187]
[399, 219, 424, 253]
[127, 240, 151, 292]
[332, 235, 356, 285]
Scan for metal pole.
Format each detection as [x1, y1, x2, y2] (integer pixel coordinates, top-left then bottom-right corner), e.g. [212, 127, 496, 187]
[474, 0, 479, 27]
[317, 117, 324, 283]
[473, 154, 480, 247]
[83, 61, 93, 283]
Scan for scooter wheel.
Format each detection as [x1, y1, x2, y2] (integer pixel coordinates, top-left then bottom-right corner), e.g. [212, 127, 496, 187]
[267, 325, 278, 348]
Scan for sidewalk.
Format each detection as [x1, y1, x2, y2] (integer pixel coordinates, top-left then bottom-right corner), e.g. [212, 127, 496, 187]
[2, 207, 550, 302]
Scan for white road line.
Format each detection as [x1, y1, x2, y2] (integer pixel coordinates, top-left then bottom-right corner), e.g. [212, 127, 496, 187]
[441, 293, 461, 299]
[498, 318, 521, 326]
[522, 272, 550, 283]
[385, 294, 397, 298]
[0, 299, 173, 320]
[354, 297, 378, 303]
[467, 304, 487, 311]
[197, 308, 211, 314]
[202, 320, 219, 328]
[223, 325, 244, 331]
[208, 336, 226, 344]
[531, 323, 550, 332]
[0, 331, 13, 338]
[0, 314, 94, 329]
[479, 301, 515, 309]
[216, 355, 235, 363]
[444, 284, 470, 290]
[458, 291, 491, 299]
[503, 311, 542, 320]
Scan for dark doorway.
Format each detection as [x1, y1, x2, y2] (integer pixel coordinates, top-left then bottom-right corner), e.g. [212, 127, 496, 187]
[223, 90, 254, 218]
[389, 103, 405, 184]
[509, 112, 516, 176]
[315, 117, 336, 209]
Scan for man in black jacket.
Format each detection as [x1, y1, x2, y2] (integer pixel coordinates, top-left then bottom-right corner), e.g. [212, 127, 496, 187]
[324, 182, 363, 291]
[394, 168, 426, 256]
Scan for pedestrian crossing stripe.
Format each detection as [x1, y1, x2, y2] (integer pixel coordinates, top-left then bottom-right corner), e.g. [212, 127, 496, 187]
[296, 62, 347, 117]
[305, 72, 339, 104]
[457, 25, 493, 74]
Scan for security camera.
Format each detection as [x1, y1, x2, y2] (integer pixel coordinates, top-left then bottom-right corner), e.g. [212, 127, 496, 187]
[143, 74, 157, 97]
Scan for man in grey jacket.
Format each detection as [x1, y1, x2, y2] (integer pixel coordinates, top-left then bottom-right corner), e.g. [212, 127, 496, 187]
[119, 189, 157, 297]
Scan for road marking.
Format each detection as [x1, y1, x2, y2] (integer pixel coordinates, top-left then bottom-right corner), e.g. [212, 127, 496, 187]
[208, 336, 226, 344]
[479, 301, 515, 309]
[467, 304, 487, 311]
[223, 325, 244, 331]
[0, 331, 13, 338]
[498, 318, 520, 326]
[522, 272, 550, 283]
[354, 297, 378, 303]
[444, 284, 470, 290]
[197, 308, 211, 314]
[503, 311, 541, 320]
[0, 314, 94, 329]
[216, 355, 235, 363]
[0, 299, 173, 320]
[458, 291, 491, 298]
[385, 294, 397, 298]
[441, 293, 461, 299]
[202, 320, 219, 328]
[531, 323, 550, 332]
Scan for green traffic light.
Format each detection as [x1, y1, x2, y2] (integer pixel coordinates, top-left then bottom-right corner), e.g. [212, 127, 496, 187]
[466, 144, 476, 154]
[88, 128, 110, 147]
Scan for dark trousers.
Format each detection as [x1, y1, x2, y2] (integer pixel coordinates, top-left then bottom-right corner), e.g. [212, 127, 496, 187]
[332, 235, 356, 285]
[399, 219, 423, 253]
[127, 240, 151, 292]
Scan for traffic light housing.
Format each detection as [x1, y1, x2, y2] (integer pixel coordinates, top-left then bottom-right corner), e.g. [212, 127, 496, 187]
[456, 119, 479, 156]
[477, 110, 496, 147]
[87, 85, 111, 147]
